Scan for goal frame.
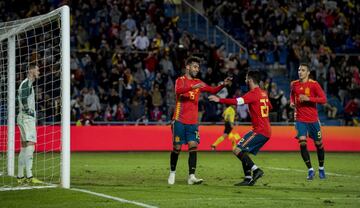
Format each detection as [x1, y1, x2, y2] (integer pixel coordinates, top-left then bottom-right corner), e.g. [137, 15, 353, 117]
[2, 5, 70, 189]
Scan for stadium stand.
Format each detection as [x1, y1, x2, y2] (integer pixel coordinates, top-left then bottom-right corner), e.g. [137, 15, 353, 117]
[0, 0, 359, 125]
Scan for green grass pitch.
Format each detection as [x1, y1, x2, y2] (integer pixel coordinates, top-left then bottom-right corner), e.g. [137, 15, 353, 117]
[1, 152, 360, 208]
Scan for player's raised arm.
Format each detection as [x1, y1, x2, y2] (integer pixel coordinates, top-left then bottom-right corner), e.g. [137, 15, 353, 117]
[200, 83, 224, 94]
[208, 95, 238, 105]
[201, 77, 232, 94]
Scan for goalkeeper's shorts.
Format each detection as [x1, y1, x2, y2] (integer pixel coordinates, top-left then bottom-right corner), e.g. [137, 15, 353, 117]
[17, 113, 37, 143]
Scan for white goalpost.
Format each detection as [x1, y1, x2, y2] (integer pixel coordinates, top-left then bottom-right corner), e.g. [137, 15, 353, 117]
[0, 6, 70, 190]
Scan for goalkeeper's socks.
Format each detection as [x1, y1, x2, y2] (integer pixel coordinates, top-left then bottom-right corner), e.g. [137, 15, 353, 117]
[17, 148, 26, 178]
[25, 145, 35, 178]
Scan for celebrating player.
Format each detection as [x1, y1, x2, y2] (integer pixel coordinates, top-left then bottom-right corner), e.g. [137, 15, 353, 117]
[17, 63, 42, 184]
[211, 105, 241, 150]
[290, 63, 327, 180]
[209, 70, 271, 186]
[168, 56, 231, 185]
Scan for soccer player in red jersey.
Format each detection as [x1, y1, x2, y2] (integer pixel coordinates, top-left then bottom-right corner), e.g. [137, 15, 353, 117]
[209, 70, 271, 186]
[290, 63, 327, 180]
[168, 56, 232, 185]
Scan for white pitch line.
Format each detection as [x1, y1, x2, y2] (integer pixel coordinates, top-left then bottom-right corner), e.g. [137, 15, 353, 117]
[149, 197, 360, 202]
[71, 188, 158, 208]
[265, 167, 360, 178]
[0, 184, 57, 191]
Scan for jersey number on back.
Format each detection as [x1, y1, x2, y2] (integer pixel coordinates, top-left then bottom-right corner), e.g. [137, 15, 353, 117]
[260, 99, 269, 118]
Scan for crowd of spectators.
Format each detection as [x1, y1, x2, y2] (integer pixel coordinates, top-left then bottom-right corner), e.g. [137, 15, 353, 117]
[204, 1, 360, 64]
[67, 0, 245, 125]
[0, 0, 359, 126]
[203, 0, 360, 125]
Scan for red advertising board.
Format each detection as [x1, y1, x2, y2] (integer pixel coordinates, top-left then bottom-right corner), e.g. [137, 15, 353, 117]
[70, 125, 360, 152]
[1, 126, 359, 152]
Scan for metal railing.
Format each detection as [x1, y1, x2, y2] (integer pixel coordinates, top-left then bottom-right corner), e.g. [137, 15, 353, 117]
[177, 0, 248, 55]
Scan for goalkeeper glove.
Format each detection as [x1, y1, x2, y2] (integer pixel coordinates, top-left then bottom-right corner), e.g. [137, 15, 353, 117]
[24, 108, 35, 117]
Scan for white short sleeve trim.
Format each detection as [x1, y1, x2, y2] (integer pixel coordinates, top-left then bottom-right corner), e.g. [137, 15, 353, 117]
[236, 97, 245, 105]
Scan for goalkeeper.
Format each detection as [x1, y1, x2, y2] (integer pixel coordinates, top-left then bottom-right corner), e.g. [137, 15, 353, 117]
[211, 105, 241, 150]
[17, 64, 42, 185]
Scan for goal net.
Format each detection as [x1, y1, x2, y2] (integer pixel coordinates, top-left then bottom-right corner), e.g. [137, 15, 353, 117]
[0, 6, 70, 190]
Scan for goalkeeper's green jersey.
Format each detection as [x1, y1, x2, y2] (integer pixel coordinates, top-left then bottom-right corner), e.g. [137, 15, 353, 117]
[18, 78, 36, 117]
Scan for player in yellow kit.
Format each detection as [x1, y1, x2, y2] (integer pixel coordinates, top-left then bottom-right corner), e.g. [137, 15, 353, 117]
[211, 105, 241, 150]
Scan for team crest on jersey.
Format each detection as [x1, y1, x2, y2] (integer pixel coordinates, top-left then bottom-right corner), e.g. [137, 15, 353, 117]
[305, 87, 310, 96]
[175, 136, 180, 142]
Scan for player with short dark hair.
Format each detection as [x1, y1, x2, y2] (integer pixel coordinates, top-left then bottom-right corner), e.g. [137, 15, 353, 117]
[17, 64, 42, 185]
[209, 70, 272, 186]
[290, 63, 327, 180]
[168, 56, 232, 185]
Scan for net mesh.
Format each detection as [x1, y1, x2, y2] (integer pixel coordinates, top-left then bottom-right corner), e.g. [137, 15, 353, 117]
[0, 9, 63, 189]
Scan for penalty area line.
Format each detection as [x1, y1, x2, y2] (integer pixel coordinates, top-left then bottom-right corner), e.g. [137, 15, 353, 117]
[71, 188, 158, 208]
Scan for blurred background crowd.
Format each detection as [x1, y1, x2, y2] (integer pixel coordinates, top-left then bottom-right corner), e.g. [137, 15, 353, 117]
[0, 0, 359, 126]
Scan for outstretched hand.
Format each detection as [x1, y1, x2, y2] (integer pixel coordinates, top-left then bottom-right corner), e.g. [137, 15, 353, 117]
[208, 95, 220, 102]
